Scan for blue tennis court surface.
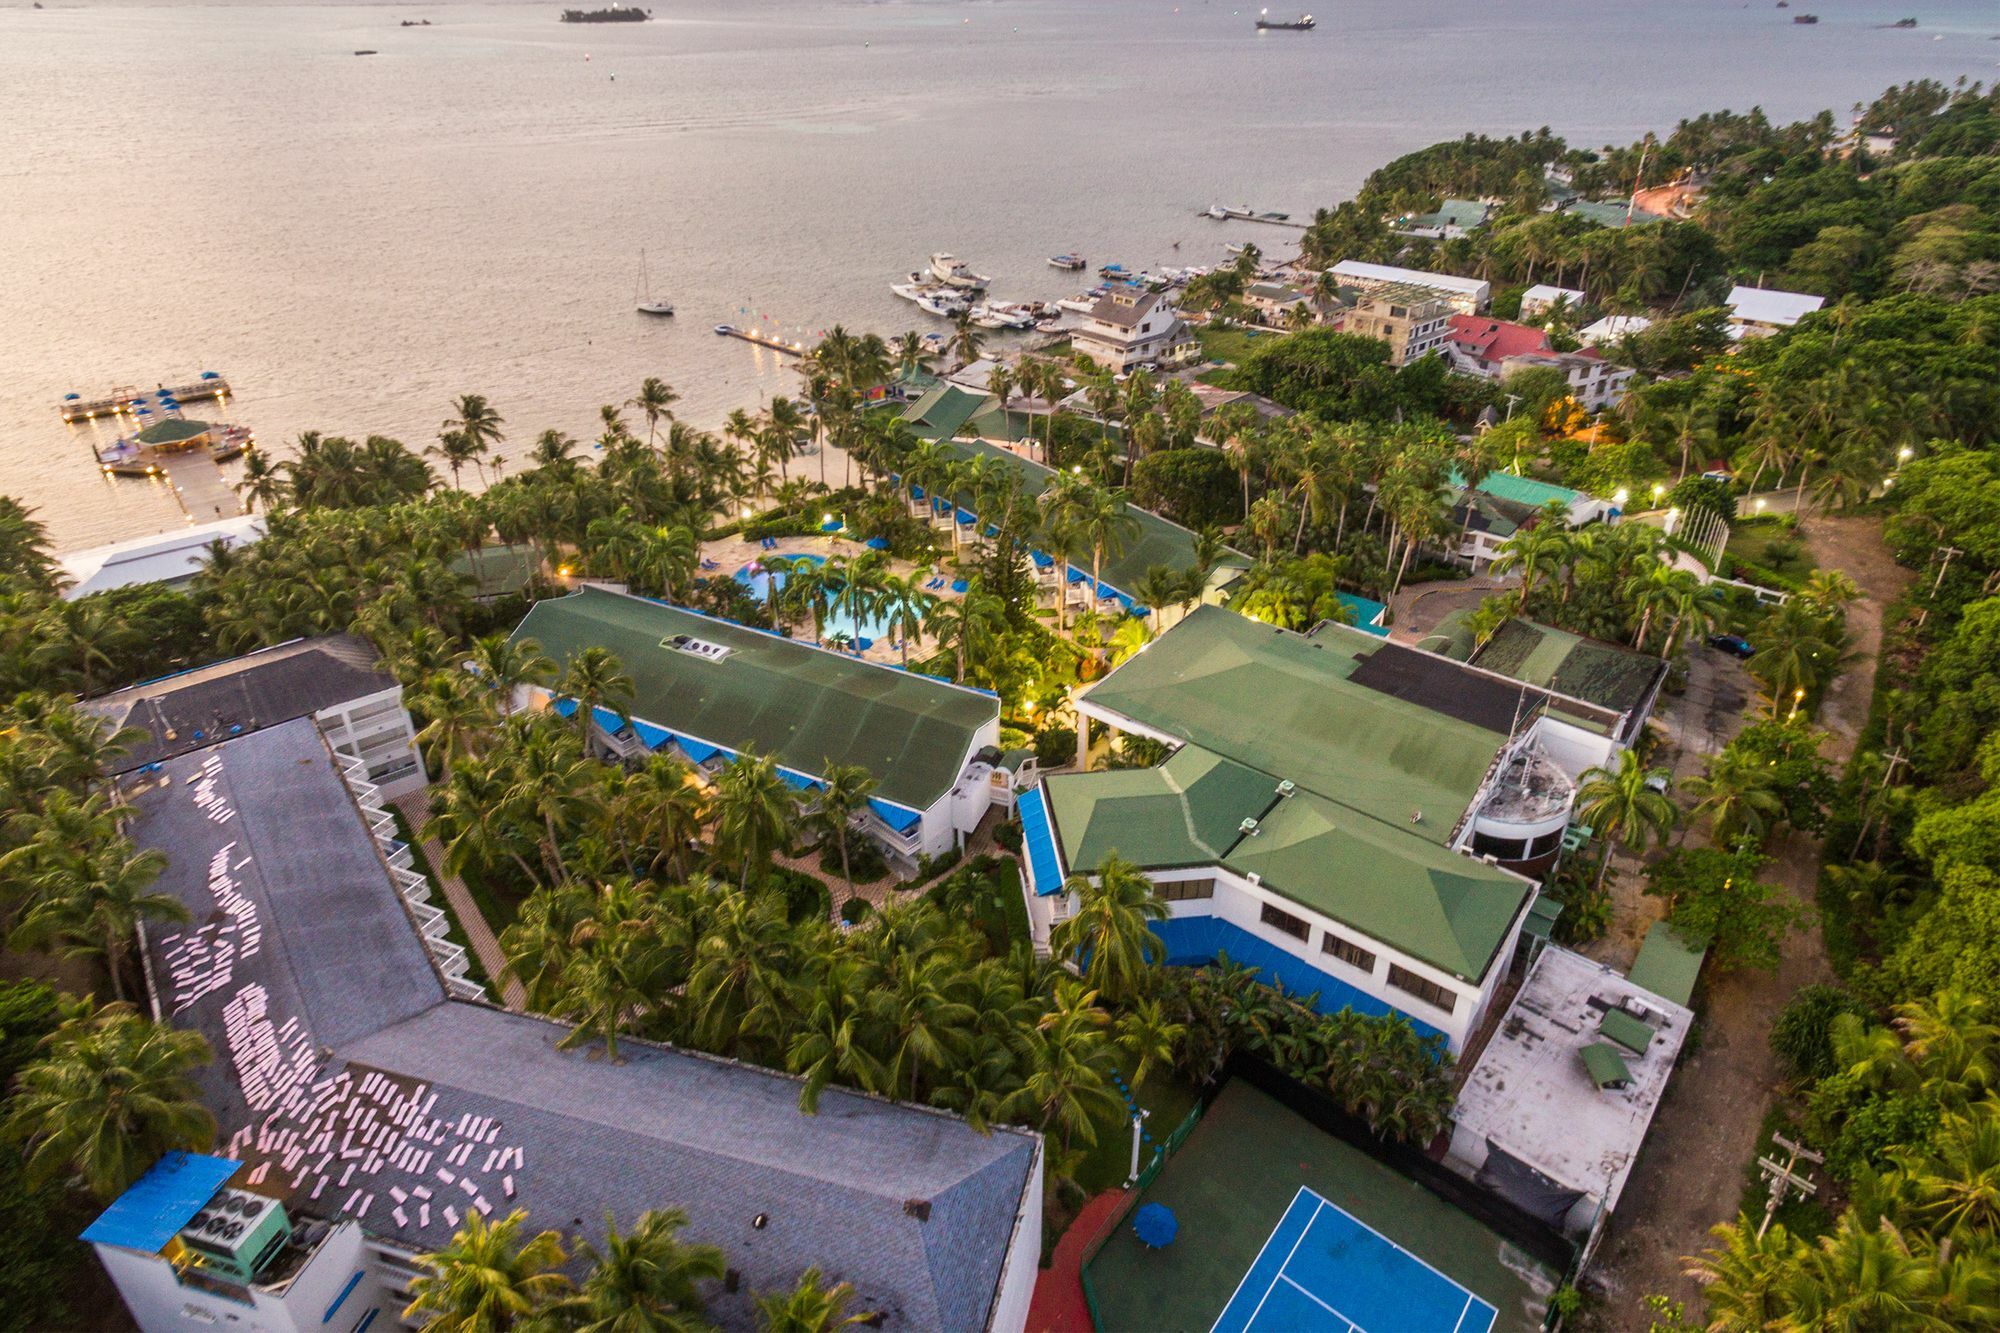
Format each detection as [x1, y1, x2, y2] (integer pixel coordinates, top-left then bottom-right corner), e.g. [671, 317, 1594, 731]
[1211, 1186, 1499, 1333]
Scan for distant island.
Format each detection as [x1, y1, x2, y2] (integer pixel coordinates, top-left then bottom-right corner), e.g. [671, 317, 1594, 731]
[560, 6, 651, 22]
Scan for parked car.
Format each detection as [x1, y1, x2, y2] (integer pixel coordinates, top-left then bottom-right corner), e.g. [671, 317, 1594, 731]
[1708, 633, 1755, 659]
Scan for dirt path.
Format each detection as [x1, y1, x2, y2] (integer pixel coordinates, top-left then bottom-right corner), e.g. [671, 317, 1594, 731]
[1584, 515, 1909, 1322]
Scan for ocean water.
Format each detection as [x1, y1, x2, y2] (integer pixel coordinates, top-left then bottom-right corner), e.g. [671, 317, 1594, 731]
[4, 0, 1995, 550]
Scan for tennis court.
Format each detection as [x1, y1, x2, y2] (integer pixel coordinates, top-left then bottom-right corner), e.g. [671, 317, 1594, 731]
[1211, 1186, 1498, 1333]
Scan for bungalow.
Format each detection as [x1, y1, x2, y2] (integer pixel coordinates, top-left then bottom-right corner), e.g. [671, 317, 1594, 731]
[1395, 198, 1492, 240]
[1448, 471, 1619, 571]
[509, 587, 1005, 865]
[1726, 285, 1825, 339]
[1242, 282, 1314, 327]
[1519, 285, 1586, 319]
[1021, 606, 1643, 1052]
[1578, 314, 1652, 346]
[1498, 348, 1633, 412]
[1445, 314, 1553, 378]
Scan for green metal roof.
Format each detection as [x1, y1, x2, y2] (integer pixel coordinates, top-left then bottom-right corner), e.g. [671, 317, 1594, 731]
[510, 588, 995, 809]
[901, 385, 989, 443]
[1582, 1042, 1632, 1089]
[1598, 1007, 1654, 1056]
[1045, 745, 1278, 872]
[1451, 468, 1587, 512]
[1079, 607, 1502, 846]
[1626, 920, 1708, 1008]
[1471, 620, 1666, 719]
[134, 418, 212, 445]
[1223, 791, 1529, 980]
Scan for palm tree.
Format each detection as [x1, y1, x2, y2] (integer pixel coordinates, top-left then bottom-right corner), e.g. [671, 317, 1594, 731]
[559, 1208, 725, 1333]
[466, 634, 556, 717]
[1116, 996, 1186, 1094]
[4, 1004, 215, 1201]
[947, 311, 984, 369]
[893, 330, 937, 383]
[503, 725, 604, 884]
[875, 573, 937, 667]
[427, 429, 483, 490]
[559, 646, 636, 745]
[10, 842, 187, 1002]
[923, 587, 1006, 684]
[234, 448, 285, 512]
[813, 762, 878, 898]
[1747, 601, 1847, 717]
[757, 1267, 869, 1333]
[410, 671, 497, 776]
[404, 1207, 571, 1331]
[1008, 980, 1122, 1152]
[1050, 854, 1167, 1002]
[708, 753, 795, 891]
[1573, 750, 1679, 893]
[684, 886, 799, 1055]
[628, 376, 680, 448]
[1488, 503, 1574, 603]
[443, 394, 505, 477]
[1683, 748, 1787, 847]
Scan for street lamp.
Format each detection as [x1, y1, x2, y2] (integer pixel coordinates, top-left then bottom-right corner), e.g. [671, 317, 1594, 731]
[1613, 487, 1630, 506]
[1755, 498, 1767, 514]
[1651, 483, 1665, 502]
[1897, 446, 1914, 463]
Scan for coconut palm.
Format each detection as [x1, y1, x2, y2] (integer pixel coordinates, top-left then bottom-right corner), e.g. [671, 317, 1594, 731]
[1051, 854, 1167, 1002]
[1747, 601, 1848, 717]
[628, 376, 681, 448]
[404, 1207, 571, 1331]
[549, 885, 675, 1064]
[559, 1207, 725, 1333]
[559, 646, 636, 744]
[1488, 503, 1575, 603]
[619, 753, 706, 879]
[756, 1266, 869, 1333]
[1683, 748, 1787, 847]
[946, 311, 984, 368]
[466, 633, 556, 717]
[427, 429, 484, 490]
[1007, 980, 1122, 1151]
[1116, 996, 1187, 1094]
[923, 587, 1006, 684]
[1573, 750, 1678, 893]
[411, 671, 498, 775]
[443, 393, 505, 475]
[684, 885, 799, 1055]
[502, 725, 605, 884]
[10, 841, 187, 1002]
[813, 762, 878, 898]
[234, 448, 286, 512]
[4, 1003, 215, 1201]
[876, 573, 938, 667]
[707, 753, 795, 891]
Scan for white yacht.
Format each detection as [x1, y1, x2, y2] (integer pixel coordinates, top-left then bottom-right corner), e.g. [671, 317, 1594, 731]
[633, 249, 674, 316]
[894, 281, 970, 317]
[928, 252, 991, 290]
[970, 302, 1036, 330]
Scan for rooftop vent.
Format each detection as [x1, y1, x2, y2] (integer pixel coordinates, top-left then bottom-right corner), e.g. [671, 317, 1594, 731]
[1237, 817, 1261, 836]
[1275, 780, 1296, 798]
[662, 634, 731, 663]
[1245, 871, 1261, 886]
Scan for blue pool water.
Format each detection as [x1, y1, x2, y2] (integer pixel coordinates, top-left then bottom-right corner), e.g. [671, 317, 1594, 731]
[736, 555, 895, 643]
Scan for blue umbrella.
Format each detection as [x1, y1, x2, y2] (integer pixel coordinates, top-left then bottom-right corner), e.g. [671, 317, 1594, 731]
[1133, 1203, 1178, 1248]
[865, 536, 889, 551]
[820, 518, 843, 534]
[200, 371, 220, 379]
[63, 392, 80, 401]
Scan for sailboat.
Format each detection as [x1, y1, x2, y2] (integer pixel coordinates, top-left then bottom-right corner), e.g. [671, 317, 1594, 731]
[634, 250, 674, 316]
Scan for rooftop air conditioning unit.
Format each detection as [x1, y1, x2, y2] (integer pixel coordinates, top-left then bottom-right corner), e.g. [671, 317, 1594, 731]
[661, 634, 732, 663]
[1237, 818, 1260, 836]
[176, 1188, 291, 1287]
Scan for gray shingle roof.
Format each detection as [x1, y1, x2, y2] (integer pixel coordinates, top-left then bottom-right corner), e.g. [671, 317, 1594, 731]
[128, 719, 1038, 1331]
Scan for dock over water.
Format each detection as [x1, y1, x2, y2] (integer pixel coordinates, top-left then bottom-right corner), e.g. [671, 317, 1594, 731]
[59, 375, 231, 423]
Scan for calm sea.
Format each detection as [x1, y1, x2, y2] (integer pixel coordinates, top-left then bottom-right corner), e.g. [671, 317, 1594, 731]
[4, 0, 1995, 549]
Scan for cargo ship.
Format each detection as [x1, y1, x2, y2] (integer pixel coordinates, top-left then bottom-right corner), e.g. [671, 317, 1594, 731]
[560, 6, 650, 22]
[1255, 10, 1315, 30]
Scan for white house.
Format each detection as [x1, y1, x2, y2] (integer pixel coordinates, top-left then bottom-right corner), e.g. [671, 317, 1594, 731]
[1578, 314, 1652, 346]
[1072, 288, 1199, 373]
[1519, 284, 1586, 319]
[1501, 349, 1634, 411]
[1330, 260, 1491, 314]
[1726, 285, 1825, 339]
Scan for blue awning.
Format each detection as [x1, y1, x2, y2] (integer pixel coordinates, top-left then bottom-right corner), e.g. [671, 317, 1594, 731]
[590, 705, 627, 734]
[779, 767, 823, 792]
[1066, 567, 1087, 584]
[1030, 550, 1055, 568]
[984, 523, 1000, 538]
[868, 797, 922, 834]
[910, 485, 926, 500]
[1018, 786, 1066, 897]
[678, 738, 719, 764]
[956, 508, 977, 526]
[631, 720, 674, 750]
[551, 697, 579, 718]
[82, 1152, 239, 1253]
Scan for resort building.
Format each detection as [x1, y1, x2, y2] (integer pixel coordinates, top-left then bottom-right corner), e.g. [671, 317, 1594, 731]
[1444, 314, 1554, 378]
[1242, 282, 1314, 326]
[1578, 314, 1652, 346]
[1328, 260, 1490, 315]
[1070, 288, 1199, 373]
[94, 718, 1043, 1332]
[1446, 945, 1693, 1250]
[1498, 348, 1634, 411]
[1337, 290, 1455, 367]
[1726, 284, 1825, 338]
[83, 634, 427, 800]
[1394, 198, 1492, 240]
[59, 514, 264, 600]
[510, 586, 1005, 865]
[1426, 616, 1667, 749]
[1518, 284, 1586, 318]
[1447, 470, 1620, 571]
[1017, 607, 1641, 1052]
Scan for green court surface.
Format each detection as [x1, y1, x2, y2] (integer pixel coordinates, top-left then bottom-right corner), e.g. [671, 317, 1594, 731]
[1083, 1082, 1558, 1333]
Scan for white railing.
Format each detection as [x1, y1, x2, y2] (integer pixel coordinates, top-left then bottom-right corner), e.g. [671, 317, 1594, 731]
[334, 754, 487, 1003]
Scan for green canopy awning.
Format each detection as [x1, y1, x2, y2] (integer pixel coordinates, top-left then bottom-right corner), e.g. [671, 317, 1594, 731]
[1598, 1008, 1653, 1056]
[1581, 1042, 1631, 1090]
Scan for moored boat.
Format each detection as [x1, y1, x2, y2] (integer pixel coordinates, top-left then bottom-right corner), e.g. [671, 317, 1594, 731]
[1255, 10, 1315, 30]
[1048, 253, 1086, 271]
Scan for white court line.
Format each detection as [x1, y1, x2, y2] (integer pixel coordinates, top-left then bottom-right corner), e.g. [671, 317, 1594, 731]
[1451, 1292, 1474, 1333]
[1242, 1195, 1325, 1333]
[1211, 1186, 1320, 1332]
[1309, 1194, 1501, 1325]
[1275, 1273, 1359, 1333]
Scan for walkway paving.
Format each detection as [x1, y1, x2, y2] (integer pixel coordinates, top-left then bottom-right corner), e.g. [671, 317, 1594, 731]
[393, 787, 527, 1011]
[1029, 1188, 1128, 1333]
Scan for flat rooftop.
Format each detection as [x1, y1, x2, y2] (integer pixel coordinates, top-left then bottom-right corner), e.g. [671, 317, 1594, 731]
[511, 587, 997, 811]
[87, 635, 394, 775]
[1451, 946, 1692, 1216]
[1471, 619, 1667, 732]
[127, 719, 1038, 1330]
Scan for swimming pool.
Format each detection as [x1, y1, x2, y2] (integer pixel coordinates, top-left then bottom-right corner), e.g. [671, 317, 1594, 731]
[735, 554, 895, 643]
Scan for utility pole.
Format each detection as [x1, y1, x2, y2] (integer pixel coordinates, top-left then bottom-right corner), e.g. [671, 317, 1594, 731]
[1931, 545, 1964, 599]
[1851, 747, 1908, 859]
[1626, 136, 1653, 228]
[1755, 1134, 1824, 1239]
[1504, 393, 1522, 422]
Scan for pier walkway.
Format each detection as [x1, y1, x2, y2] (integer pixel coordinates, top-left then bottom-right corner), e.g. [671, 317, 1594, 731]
[161, 450, 246, 522]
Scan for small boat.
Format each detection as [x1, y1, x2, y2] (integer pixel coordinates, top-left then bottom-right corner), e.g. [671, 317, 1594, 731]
[1255, 10, 1315, 30]
[1202, 204, 1229, 219]
[1098, 262, 1131, 278]
[1224, 242, 1249, 256]
[1793, 13, 1818, 22]
[714, 324, 735, 335]
[928, 253, 991, 290]
[893, 282, 969, 316]
[354, 48, 378, 55]
[560, 6, 651, 22]
[634, 249, 673, 316]
[1890, 17, 1917, 27]
[1048, 253, 1086, 271]
[971, 303, 1036, 331]
[1257, 210, 1290, 221]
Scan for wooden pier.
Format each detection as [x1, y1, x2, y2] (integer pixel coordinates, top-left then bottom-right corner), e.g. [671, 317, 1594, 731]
[59, 375, 231, 423]
[1198, 207, 1308, 230]
[712, 323, 814, 358]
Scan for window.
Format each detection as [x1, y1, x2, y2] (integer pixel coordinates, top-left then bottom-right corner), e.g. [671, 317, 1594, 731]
[1387, 964, 1458, 1015]
[1155, 878, 1214, 902]
[1259, 902, 1309, 942]
[1321, 932, 1376, 973]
